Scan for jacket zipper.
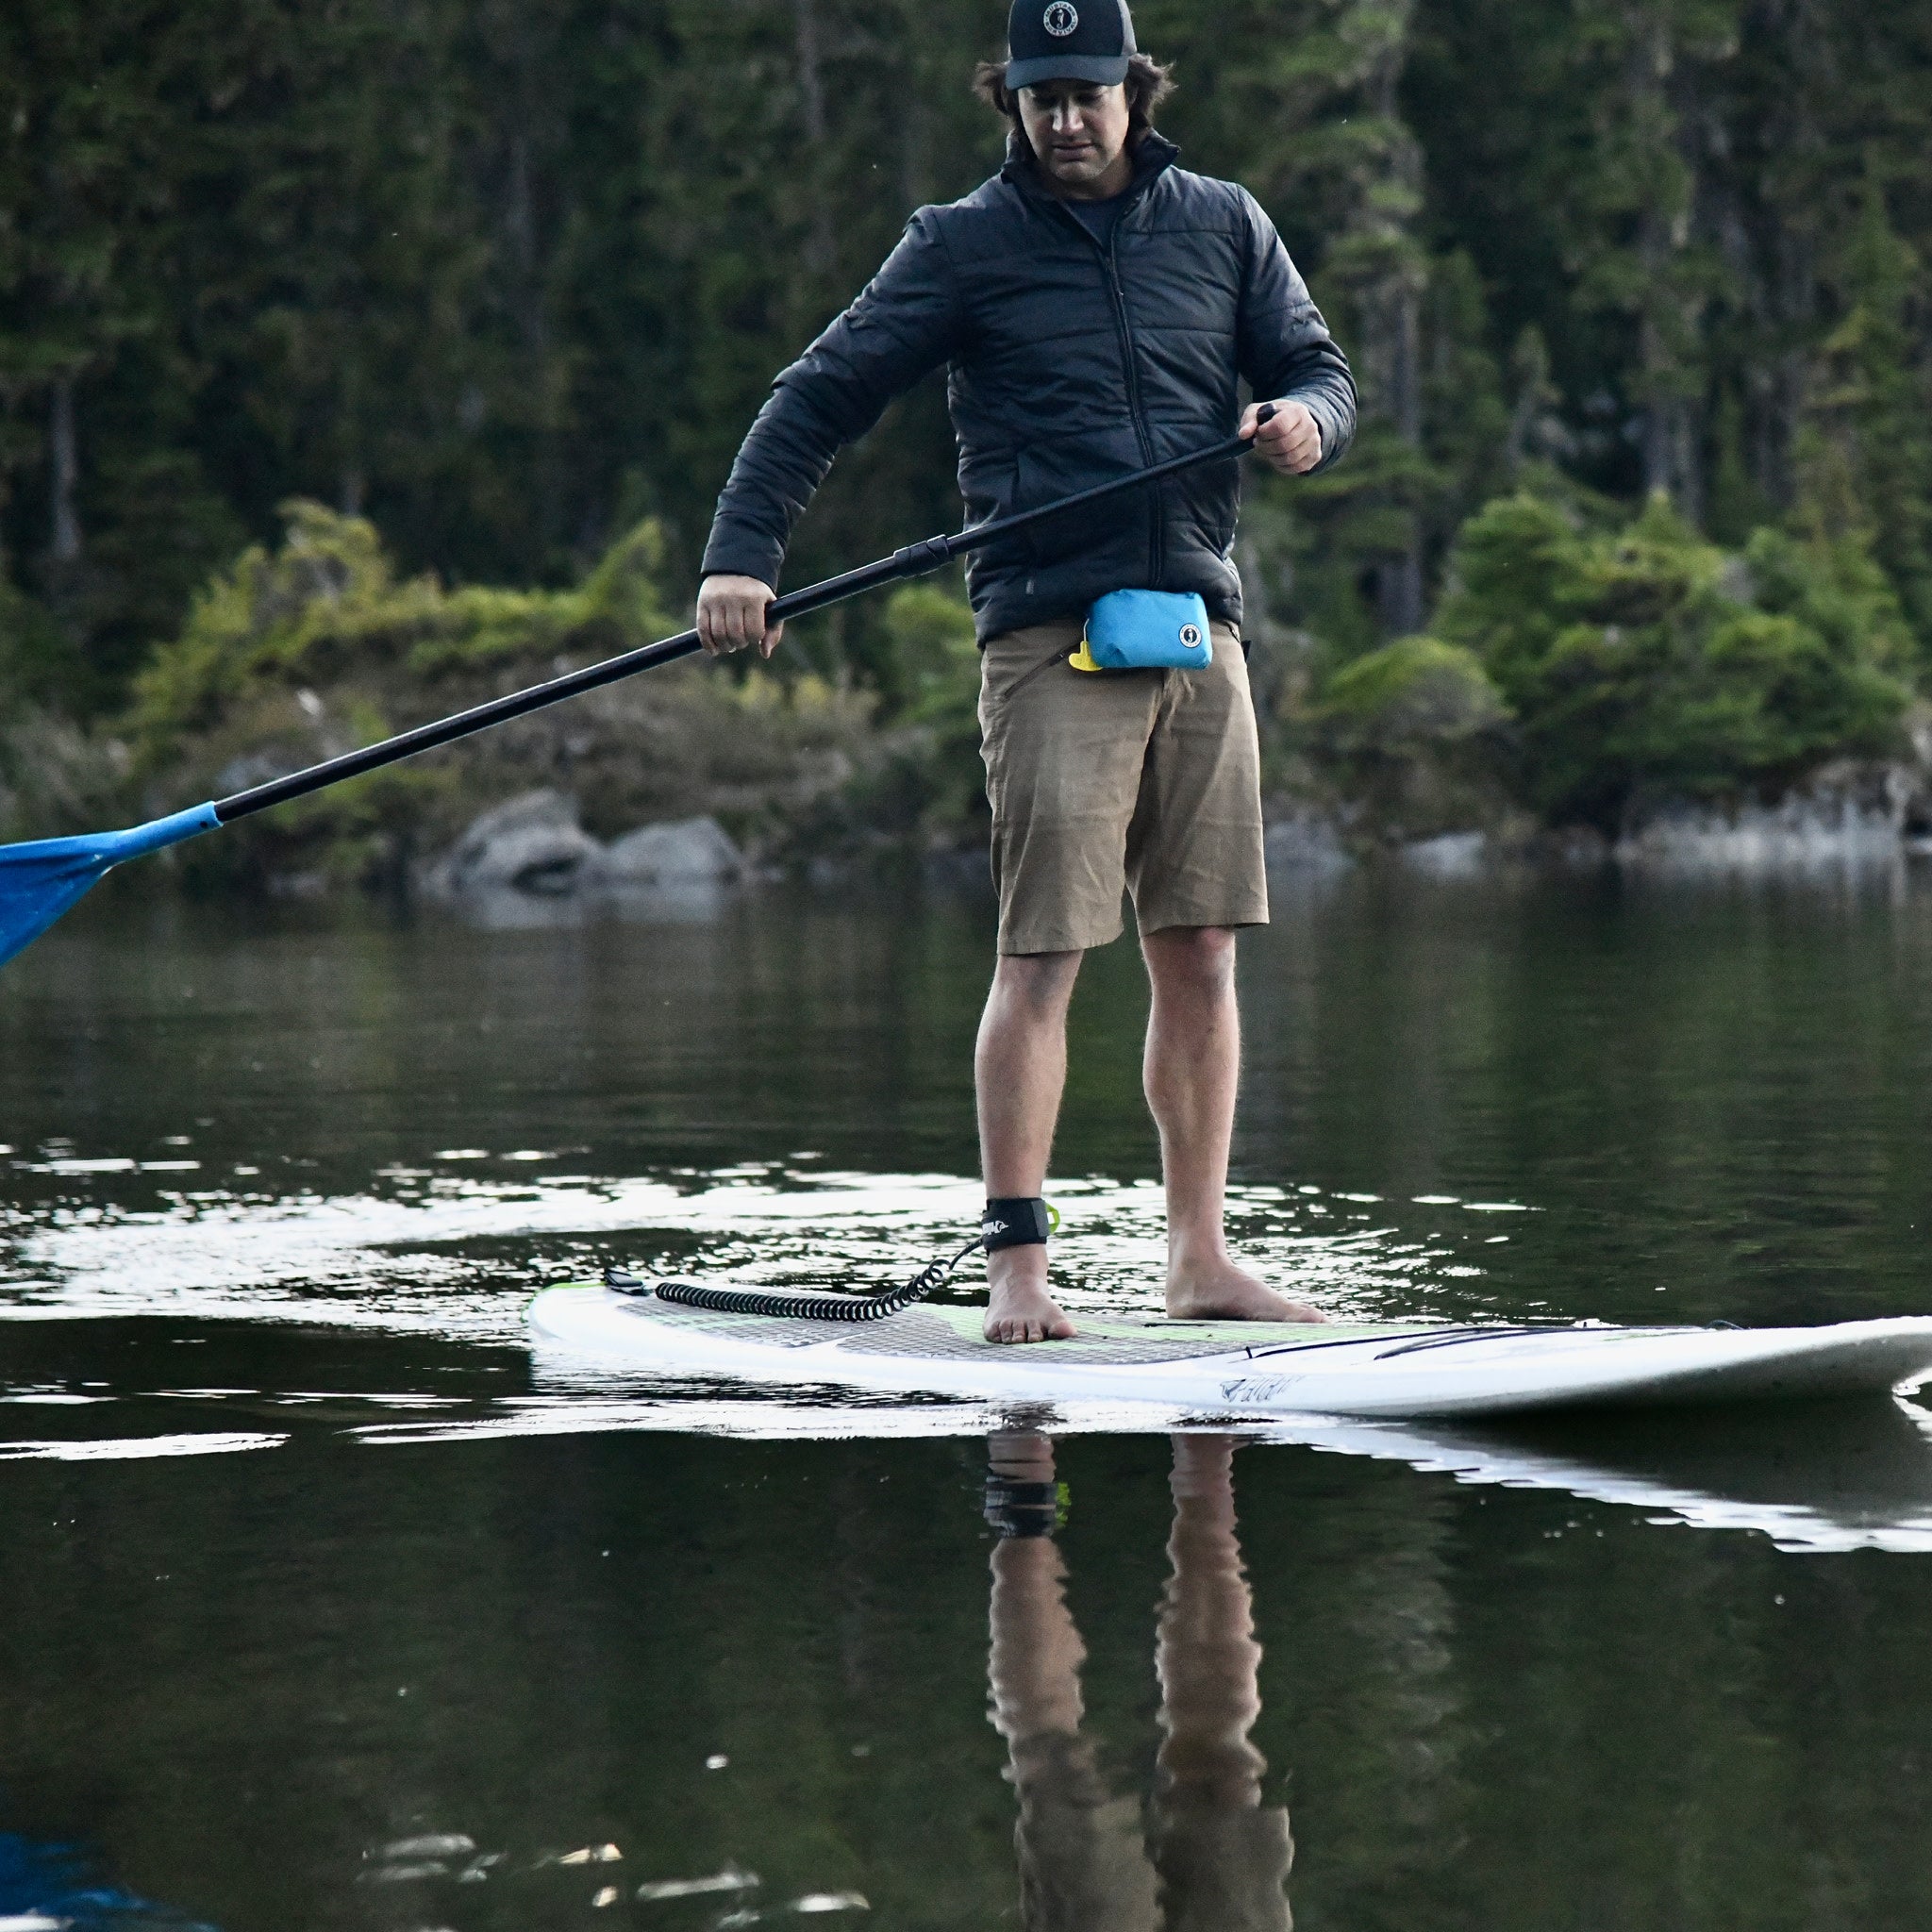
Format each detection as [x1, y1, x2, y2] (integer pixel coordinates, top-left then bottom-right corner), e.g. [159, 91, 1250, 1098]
[1056, 196, 1160, 589]
[1102, 223, 1161, 587]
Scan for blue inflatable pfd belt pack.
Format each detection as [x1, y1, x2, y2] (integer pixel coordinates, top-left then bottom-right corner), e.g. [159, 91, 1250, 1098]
[1070, 589, 1213, 673]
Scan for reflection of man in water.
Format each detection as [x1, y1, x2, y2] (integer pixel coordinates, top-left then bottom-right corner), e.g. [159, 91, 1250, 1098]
[985, 1432, 1292, 1932]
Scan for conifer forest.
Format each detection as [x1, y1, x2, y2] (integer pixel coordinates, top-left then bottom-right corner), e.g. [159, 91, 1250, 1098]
[5, 0, 1931, 864]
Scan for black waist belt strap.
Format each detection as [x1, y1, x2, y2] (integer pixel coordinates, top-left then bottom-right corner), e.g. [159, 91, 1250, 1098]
[983, 1197, 1053, 1251]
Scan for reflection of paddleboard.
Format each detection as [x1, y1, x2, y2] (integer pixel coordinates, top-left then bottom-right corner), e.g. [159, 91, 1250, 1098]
[526, 1286, 1932, 1419]
[1263, 1400, 1932, 1552]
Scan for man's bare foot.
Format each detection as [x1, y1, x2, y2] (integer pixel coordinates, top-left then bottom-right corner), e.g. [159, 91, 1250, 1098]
[985, 1249, 1077, 1343]
[1166, 1256, 1328, 1324]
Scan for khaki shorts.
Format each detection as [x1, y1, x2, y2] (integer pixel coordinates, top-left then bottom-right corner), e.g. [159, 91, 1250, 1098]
[978, 617, 1269, 955]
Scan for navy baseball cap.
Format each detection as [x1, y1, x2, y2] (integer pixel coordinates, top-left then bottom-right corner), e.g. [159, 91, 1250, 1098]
[1005, 0, 1138, 90]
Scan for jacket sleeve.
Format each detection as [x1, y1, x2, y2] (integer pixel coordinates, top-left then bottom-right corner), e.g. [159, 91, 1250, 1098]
[1234, 190, 1357, 472]
[700, 211, 968, 587]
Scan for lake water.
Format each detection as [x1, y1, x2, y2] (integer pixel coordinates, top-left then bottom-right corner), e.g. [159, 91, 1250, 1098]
[5, 861, 1932, 1929]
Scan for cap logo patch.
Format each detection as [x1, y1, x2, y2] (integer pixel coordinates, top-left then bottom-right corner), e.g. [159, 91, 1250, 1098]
[1042, 2, 1079, 35]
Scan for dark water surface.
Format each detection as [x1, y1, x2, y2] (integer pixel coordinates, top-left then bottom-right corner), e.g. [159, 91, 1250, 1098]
[5, 866, 1932, 1928]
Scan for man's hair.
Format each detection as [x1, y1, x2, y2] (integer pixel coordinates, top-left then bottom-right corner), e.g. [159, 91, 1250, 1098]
[972, 53, 1176, 135]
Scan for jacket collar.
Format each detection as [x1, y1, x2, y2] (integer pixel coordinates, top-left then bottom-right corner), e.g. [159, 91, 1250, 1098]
[999, 127, 1179, 205]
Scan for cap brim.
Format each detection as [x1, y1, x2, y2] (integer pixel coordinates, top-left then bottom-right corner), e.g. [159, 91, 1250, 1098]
[1005, 52, 1131, 88]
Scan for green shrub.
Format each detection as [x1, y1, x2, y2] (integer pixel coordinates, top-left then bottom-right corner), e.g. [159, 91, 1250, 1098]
[881, 581, 979, 711]
[115, 501, 900, 886]
[1318, 636, 1508, 751]
[1307, 635, 1515, 841]
[813, 581, 989, 852]
[1434, 491, 1913, 824]
[125, 501, 676, 757]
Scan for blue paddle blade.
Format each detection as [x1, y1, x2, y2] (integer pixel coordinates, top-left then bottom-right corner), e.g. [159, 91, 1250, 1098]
[0, 1830, 218, 1928]
[0, 801, 221, 968]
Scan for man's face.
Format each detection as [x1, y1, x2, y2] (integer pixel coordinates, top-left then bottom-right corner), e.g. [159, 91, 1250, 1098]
[1016, 80, 1131, 192]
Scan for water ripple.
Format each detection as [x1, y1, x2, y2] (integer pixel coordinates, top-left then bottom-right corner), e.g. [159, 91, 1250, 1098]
[2, 1160, 1474, 1340]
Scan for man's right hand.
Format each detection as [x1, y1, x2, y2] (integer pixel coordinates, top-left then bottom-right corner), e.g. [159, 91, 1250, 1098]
[696, 574, 784, 658]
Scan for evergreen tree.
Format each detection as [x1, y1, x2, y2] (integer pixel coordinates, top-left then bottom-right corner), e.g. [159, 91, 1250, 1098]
[0, 0, 247, 701]
[0, 0, 1928, 727]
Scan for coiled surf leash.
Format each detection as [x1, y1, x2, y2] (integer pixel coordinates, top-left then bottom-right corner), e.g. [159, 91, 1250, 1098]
[602, 1196, 1058, 1324]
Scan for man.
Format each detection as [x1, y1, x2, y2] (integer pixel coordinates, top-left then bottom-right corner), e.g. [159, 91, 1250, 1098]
[697, 0, 1356, 1342]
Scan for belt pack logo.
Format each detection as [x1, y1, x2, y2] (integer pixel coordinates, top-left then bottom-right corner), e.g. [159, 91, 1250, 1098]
[1178, 623, 1204, 650]
[1042, 3, 1079, 35]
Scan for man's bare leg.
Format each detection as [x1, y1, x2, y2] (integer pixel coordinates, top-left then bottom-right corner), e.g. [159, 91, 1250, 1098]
[1141, 926, 1326, 1322]
[976, 951, 1082, 1342]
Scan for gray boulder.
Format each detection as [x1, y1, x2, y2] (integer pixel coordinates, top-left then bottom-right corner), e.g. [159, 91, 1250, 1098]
[1400, 830, 1489, 876]
[1264, 811, 1351, 874]
[604, 815, 745, 888]
[425, 789, 606, 898]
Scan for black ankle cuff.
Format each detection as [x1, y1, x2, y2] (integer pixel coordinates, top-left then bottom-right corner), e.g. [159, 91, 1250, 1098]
[983, 1197, 1052, 1252]
[984, 1475, 1061, 1539]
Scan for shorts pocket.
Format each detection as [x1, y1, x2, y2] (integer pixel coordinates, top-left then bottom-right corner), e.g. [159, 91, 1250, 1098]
[980, 629, 1080, 709]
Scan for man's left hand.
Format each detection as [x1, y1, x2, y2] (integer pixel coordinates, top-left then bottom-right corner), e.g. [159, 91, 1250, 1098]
[1241, 398, 1323, 475]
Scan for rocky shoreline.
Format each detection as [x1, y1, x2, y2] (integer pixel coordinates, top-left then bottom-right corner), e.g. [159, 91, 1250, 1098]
[400, 753, 1932, 931]
[11, 494, 1930, 917]
[1269, 758, 1932, 880]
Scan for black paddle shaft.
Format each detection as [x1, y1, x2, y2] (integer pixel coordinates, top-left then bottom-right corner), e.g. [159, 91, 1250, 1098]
[214, 407, 1275, 824]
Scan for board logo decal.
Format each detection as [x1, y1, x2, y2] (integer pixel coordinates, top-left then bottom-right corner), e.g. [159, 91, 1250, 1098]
[1043, 2, 1079, 36]
[1178, 622, 1204, 649]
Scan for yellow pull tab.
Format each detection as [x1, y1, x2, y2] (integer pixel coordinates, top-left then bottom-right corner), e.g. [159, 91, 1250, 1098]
[1069, 632, 1102, 673]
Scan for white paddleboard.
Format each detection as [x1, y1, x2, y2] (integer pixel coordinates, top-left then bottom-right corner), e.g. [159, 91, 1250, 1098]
[526, 1285, 1932, 1420]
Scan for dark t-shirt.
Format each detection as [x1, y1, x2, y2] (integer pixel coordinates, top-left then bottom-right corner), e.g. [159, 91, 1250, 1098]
[1063, 191, 1127, 248]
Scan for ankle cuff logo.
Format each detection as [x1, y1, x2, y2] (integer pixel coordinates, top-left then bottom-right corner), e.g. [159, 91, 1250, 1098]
[1043, 3, 1079, 35]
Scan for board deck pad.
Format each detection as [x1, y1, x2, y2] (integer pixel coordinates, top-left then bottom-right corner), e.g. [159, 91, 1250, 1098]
[528, 1283, 1932, 1420]
[624, 1293, 1424, 1362]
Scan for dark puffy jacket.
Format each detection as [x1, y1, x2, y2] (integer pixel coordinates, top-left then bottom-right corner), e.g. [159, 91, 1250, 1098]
[701, 131, 1356, 642]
